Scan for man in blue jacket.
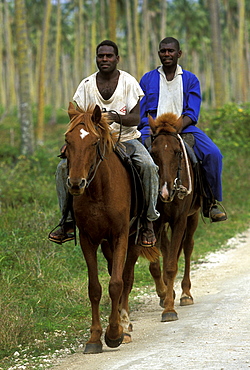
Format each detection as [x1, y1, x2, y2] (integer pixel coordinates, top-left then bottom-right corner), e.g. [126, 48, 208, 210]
[139, 37, 226, 222]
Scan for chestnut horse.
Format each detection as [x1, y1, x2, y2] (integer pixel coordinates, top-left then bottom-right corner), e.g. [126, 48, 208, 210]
[64, 102, 157, 354]
[148, 112, 201, 321]
[120, 112, 201, 324]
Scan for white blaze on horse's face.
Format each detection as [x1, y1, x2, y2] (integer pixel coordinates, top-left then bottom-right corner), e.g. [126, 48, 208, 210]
[80, 128, 89, 139]
[161, 181, 169, 200]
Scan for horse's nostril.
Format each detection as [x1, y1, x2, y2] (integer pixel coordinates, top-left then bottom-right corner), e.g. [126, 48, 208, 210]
[79, 178, 87, 189]
[67, 177, 87, 190]
[67, 177, 71, 188]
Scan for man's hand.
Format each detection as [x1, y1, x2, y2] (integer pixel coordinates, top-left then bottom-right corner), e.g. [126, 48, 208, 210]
[58, 143, 67, 158]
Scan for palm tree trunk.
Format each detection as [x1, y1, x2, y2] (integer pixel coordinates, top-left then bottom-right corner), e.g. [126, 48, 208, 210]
[0, 2, 5, 108]
[4, 0, 16, 110]
[237, 0, 246, 102]
[109, 0, 117, 42]
[37, 0, 52, 145]
[15, 0, 35, 155]
[207, 0, 225, 108]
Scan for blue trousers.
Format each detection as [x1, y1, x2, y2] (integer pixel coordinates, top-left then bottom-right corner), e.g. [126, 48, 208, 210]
[183, 126, 223, 201]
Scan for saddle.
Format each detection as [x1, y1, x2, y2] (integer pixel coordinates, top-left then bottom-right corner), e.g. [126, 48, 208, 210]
[180, 133, 213, 201]
[114, 142, 145, 226]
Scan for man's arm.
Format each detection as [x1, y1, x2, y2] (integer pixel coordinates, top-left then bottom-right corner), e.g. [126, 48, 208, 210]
[181, 115, 193, 130]
[107, 99, 140, 127]
[182, 71, 201, 125]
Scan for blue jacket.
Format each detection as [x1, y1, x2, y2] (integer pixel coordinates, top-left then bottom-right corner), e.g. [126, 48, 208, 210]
[139, 67, 202, 143]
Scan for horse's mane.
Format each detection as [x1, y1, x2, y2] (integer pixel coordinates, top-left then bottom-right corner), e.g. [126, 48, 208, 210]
[66, 104, 117, 153]
[150, 112, 182, 135]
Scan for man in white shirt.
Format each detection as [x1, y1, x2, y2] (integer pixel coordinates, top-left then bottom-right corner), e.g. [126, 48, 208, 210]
[49, 40, 160, 246]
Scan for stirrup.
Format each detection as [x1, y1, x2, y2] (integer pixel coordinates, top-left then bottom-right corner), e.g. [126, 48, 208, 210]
[48, 222, 75, 245]
[209, 202, 227, 223]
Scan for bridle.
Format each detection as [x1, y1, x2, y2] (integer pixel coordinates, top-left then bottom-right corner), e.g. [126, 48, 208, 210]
[152, 131, 192, 201]
[84, 136, 106, 188]
[67, 122, 107, 190]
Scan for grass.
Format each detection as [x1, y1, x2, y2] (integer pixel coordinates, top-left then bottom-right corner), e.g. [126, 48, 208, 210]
[0, 104, 250, 369]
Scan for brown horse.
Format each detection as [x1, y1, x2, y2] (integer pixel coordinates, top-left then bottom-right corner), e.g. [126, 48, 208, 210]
[120, 112, 201, 324]
[148, 112, 201, 321]
[64, 102, 157, 354]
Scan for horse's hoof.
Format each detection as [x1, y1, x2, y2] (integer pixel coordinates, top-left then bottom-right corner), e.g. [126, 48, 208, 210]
[84, 342, 103, 354]
[104, 332, 124, 348]
[161, 311, 178, 322]
[122, 333, 132, 344]
[180, 296, 194, 306]
[159, 298, 165, 308]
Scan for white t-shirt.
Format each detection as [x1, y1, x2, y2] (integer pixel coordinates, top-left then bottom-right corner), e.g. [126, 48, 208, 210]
[157, 64, 183, 118]
[73, 70, 144, 141]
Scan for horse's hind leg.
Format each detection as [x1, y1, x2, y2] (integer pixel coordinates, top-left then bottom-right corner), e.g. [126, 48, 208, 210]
[101, 240, 113, 275]
[180, 211, 199, 306]
[161, 221, 187, 322]
[149, 258, 167, 308]
[119, 242, 141, 343]
[79, 236, 103, 354]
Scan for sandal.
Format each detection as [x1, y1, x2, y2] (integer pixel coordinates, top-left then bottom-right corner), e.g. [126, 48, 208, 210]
[48, 222, 75, 245]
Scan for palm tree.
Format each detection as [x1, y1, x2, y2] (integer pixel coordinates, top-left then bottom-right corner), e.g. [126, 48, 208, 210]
[207, 0, 225, 108]
[37, 0, 52, 145]
[15, 0, 35, 155]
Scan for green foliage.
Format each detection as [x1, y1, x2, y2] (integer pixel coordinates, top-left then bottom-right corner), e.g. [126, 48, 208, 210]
[1, 104, 250, 368]
[200, 102, 250, 152]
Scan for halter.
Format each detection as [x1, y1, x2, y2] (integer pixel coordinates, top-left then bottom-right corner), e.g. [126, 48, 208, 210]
[67, 122, 107, 189]
[85, 136, 106, 188]
[152, 131, 192, 200]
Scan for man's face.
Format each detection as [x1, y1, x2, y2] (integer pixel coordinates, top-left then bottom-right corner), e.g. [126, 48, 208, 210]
[158, 42, 182, 68]
[96, 45, 119, 74]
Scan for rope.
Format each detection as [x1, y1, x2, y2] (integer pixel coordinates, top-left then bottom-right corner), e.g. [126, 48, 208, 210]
[177, 134, 192, 196]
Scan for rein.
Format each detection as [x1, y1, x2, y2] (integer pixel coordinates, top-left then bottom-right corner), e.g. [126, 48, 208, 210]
[152, 131, 192, 199]
[85, 139, 106, 188]
[77, 109, 122, 187]
[108, 109, 123, 145]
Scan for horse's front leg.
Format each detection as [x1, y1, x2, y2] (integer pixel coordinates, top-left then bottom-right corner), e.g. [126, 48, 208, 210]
[79, 235, 103, 354]
[180, 211, 199, 306]
[105, 233, 128, 348]
[161, 221, 186, 322]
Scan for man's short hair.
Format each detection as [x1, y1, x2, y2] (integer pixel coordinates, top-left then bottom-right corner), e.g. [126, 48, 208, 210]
[96, 40, 119, 56]
[159, 37, 180, 51]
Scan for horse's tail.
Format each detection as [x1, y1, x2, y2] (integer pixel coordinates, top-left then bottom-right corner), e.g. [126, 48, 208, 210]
[139, 246, 161, 262]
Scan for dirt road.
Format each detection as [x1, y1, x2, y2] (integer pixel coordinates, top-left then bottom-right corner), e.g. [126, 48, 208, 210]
[52, 229, 250, 370]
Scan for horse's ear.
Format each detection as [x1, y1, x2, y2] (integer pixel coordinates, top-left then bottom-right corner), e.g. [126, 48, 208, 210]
[68, 102, 76, 120]
[92, 105, 102, 124]
[148, 115, 156, 133]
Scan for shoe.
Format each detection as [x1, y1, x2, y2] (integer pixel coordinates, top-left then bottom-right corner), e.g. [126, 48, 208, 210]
[210, 205, 227, 222]
[139, 221, 156, 248]
[48, 222, 75, 244]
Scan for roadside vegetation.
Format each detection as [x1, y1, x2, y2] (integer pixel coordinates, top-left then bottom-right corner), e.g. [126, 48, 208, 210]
[1, 103, 250, 369]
